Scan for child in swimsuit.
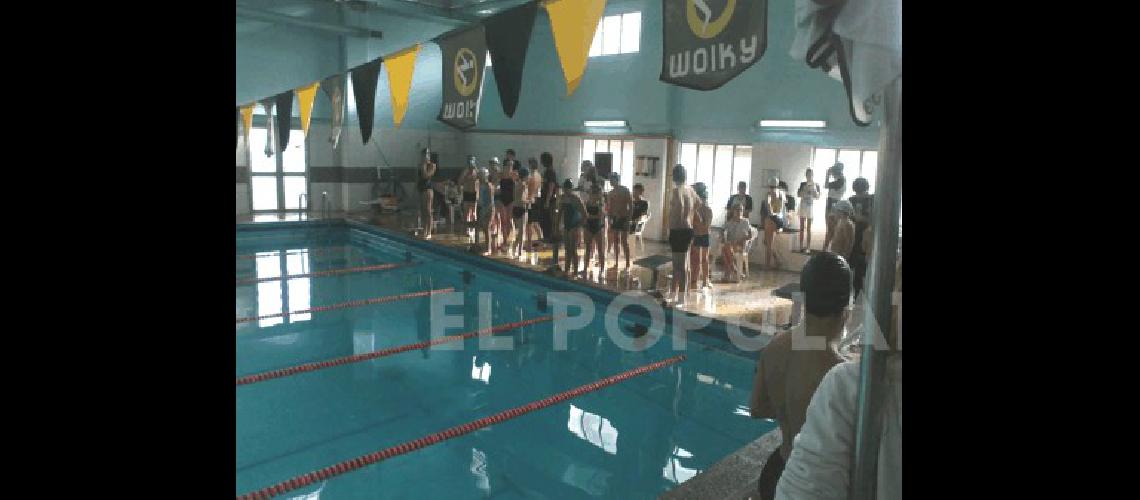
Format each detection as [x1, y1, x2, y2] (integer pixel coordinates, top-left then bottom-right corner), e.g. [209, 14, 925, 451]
[558, 179, 587, 276]
[690, 182, 713, 289]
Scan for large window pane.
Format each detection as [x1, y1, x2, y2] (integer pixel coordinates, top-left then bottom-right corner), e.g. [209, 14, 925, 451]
[860, 151, 879, 194]
[282, 176, 308, 210]
[837, 149, 861, 175]
[603, 15, 621, 55]
[249, 128, 276, 173]
[251, 176, 279, 211]
[621, 12, 641, 53]
[813, 148, 836, 172]
[732, 146, 752, 189]
[589, 20, 602, 57]
[710, 145, 734, 225]
[680, 143, 697, 174]
[581, 139, 595, 176]
[256, 252, 281, 279]
[282, 130, 306, 173]
[622, 141, 635, 182]
[695, 144, 715, 195]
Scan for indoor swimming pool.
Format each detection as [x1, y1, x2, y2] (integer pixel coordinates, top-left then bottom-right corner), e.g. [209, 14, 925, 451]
[236, 220, 777, 499]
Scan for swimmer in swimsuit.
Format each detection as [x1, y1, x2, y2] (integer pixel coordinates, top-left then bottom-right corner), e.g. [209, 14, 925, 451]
[583, 184, 607, 278]
[418, 148, 437, 239]
[459, 156, 479, 235]
[606, 172, 633, 270]
[557, 179, 587, 276]
[690, 182, 713, 290]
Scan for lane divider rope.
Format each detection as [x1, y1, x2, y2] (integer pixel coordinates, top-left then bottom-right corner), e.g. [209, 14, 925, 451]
[236, 316, 554, 386]
[236, 354, 686, 499]
[236, 262, 415, 286]
[235, 288, 454, 324]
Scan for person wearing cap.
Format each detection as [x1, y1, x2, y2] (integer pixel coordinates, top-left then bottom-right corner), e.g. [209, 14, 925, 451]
[556, 179, 588, 276]
[750, 251, 855, 499]
[690, 182, 714, 290]
[510, 167, 530, 257]
[487, 158, 502, 249]
[474, 168, 496, 255]
[668, 164, 700, 305]
[761, 176, 788, 270]
[822, 162, 847, 252]
[829, 199, 856, 260]
[459, 156, 480, 239]
[418, 148, 438, 239]
[727, 181, 754, 221]
[525, 158, 544, 248]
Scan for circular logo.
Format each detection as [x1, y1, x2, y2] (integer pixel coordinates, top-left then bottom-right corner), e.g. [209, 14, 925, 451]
[453, 47, 478, 97]
[686, 0, 736, 39]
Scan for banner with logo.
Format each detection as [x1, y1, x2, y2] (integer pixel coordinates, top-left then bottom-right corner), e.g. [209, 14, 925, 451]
[274, 90, 294, 151]
[660, 0, 768, 90]
[437, 25, 487, 129]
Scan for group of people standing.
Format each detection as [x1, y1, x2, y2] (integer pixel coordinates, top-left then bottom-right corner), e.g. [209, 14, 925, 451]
[416, 148, 651, 279]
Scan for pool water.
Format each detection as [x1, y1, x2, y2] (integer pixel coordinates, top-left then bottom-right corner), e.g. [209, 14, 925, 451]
[236, 223, 776, 499]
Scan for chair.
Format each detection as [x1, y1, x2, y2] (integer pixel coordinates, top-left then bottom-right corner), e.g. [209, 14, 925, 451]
[630, 211, 651, 254]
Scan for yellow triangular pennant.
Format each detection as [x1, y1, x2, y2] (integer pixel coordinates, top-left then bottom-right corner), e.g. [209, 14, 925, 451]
[295, 82, 320, 136]
[544, 0, 607, 96]
[385, 44, 421, 128]
[239, 104, 255, 139]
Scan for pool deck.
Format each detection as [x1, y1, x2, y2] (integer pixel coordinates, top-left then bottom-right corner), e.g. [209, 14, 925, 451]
[239, 210, 800, 333]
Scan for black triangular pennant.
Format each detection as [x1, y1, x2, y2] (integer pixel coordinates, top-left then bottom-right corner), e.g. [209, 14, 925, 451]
[274, 90, 294, 151]
[484, 1, 539, 118]
[351, 57, 384, 144]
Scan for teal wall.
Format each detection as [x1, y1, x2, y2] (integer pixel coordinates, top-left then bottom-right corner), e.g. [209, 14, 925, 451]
[236, 0, 880, 147]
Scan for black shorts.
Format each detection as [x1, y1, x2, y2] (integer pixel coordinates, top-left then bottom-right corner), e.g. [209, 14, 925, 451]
[612, 216, 630, 232]
[512, 206, 527, 219]
[528, 207, 542, 221]
[462, 191, 476, 203]
[693, 234, 710, 248]
[668, 228, 694, 253]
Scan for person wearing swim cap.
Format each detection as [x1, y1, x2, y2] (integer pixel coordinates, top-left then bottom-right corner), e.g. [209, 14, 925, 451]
[750, 251, 855, 499]
[459, 156, 479, 241]
[474, 168, 496, 255]
[556, 179, 587, 276]
[418, 148, 437, 239]
[828, 199, 856, 260]
[668, 164, 700, 306]
[690, 182, 714, 290]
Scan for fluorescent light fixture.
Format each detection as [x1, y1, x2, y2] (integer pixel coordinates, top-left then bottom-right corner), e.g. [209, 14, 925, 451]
[478, 10, 494, 14]
[584, 120, 628, 128]
[758, 120, 827, 128]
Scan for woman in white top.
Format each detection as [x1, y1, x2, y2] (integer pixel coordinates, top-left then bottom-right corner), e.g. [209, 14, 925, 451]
[798, 168, 821, 252]
[776, 260, 901, 500]
[720, 205, 753, 283]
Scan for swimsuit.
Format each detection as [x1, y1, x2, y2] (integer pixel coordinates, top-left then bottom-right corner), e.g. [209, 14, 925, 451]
[693, 234, 710, 247]
[585, 203, 603, 234]
[499, 179, 515, 205]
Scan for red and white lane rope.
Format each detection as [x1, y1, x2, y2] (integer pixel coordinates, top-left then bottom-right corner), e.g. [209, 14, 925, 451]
[236, 262, 414, 286]
[235, 354, 686, 499]
[235, 288, 454, 324]
[236, 316, 554, 386]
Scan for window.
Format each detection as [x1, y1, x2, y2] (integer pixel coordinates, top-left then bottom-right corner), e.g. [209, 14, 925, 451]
[580, 138, 636, 183]
[253, 249, 312, 327]
[249, 127, 308, 212]
[678, 142, 753, 225]
[588, 11, 641, 57]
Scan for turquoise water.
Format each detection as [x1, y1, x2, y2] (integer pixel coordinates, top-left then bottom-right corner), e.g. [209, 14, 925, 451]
[236, 225, 776, 499]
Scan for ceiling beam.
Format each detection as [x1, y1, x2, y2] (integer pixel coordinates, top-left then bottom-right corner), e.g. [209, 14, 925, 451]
[237, 5, 384, 37]
[362, 0, 481, 24]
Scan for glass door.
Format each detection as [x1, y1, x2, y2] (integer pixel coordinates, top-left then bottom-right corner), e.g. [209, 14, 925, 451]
[249, 128, 307, 213]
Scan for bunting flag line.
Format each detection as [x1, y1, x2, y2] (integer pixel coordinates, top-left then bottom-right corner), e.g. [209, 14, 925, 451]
[259, 98, 276, 157]
[321, 75, 345, 149]
[274, 90, 294, 152]
[437, 25, 488, 129]
[660, 0, 768, 90]
[351, 57, 384, 144]
[385, 44, 421, 128]
[240, 103, 254, 142]
[544, 0, 607, 97]
[296, 81, 320, 136]
[484, 1, 539, 118]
